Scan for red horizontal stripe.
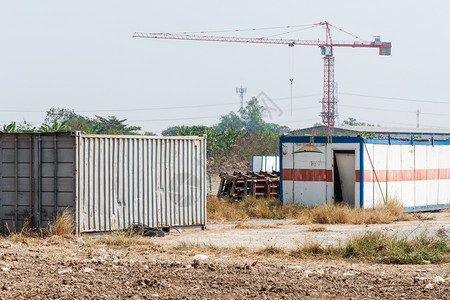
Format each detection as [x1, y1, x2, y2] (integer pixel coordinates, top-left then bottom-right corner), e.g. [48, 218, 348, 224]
[360, 168, 450, 182]
[283, 169, 332, 182]
[284, 168, 450, 183]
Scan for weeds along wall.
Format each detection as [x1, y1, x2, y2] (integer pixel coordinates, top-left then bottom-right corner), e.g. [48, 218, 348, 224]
[0, 132, 207, 233]
[280, 136, 450, 212]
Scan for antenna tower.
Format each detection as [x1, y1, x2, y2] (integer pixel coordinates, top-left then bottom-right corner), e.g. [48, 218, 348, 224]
[236, 86, 247, 109]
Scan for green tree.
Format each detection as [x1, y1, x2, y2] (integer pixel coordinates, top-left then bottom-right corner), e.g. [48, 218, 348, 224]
[342, 117, 374, 127]
[44, 108, 96, 133]
[161, 126, 183, 136]
[215, 111, 243, 132]
[215, 97, 289, 134]
[93, 116, 141, 135]
[143, 131, 157, 136]
[239, 97, 266, 132]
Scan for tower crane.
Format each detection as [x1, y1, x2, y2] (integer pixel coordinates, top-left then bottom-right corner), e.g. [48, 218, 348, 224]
[133, 21, 391, 133]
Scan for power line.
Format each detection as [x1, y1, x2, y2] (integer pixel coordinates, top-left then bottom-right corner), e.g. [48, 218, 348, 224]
[341, 92, 450, 105]
[340, 104, 450, 117]
[128, 115, 221, 123]
[0, 93, 321, 114]
[127, 105, 319, 123]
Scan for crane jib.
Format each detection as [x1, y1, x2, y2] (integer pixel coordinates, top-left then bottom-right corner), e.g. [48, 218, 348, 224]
[133, 22, 392, 133]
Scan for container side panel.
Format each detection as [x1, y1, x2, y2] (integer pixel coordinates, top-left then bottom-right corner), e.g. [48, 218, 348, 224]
[414, 146, 427, 206]
[426, 146, 439, 206]
[0, 133, 75, 231]
[386, 145, 402, 205]
[282, 143, 328, 206]
[281, 143, 294, 204]
[76, 135, 206, 232]
[400, 145, 415, 207]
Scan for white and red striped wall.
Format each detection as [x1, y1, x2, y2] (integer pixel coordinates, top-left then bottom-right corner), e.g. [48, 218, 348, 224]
[280, 136, 450, 211]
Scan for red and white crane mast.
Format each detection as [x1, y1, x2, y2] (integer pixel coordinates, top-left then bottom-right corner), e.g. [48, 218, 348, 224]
[133, 21, 391, 133]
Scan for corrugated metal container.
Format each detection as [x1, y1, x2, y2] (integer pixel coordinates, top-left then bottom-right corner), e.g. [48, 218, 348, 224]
[280, 136, 450, 212]
[0, 132, 207, 233]
[252, 155, 280, 172]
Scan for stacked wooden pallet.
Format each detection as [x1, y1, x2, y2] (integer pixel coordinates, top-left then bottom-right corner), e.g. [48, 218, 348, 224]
[217, 171, 280, 200]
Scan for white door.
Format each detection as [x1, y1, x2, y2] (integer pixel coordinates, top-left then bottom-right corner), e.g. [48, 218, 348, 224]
[335, 152, 355, 207]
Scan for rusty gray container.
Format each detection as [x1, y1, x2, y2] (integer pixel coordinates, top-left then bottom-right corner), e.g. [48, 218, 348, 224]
[0, 132, 207, 233]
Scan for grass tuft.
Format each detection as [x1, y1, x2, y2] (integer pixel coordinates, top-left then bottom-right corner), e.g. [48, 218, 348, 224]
[256, 245, 285, 256]
[343, 230, 450, 264]
[306, 225, 328, 232]
[96, 229, 144, 248]
[49, 210, 75, 236]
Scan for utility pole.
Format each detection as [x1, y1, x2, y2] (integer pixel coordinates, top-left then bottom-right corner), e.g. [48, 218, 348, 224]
[416, 109, 420, 128]
[236, 86, 247, 109]
[289, 78, 293, 117]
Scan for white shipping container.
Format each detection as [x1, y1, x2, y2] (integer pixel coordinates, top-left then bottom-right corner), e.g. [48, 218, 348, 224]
[280, 136, 450, 212]
[252, 155, 280, 172]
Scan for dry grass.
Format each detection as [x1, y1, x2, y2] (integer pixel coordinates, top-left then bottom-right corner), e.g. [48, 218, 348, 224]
[295, 200, 405, 225]
[256, 245, 285, 255]
[290, 241, 338, 257]
[94, 229, 149, 248]
[233, 223, 280, 230]
[305, 225, 328, 232]
[209, 196, 409, 225]
[208, 196, 304, 223]
[49, 210, 75, 236]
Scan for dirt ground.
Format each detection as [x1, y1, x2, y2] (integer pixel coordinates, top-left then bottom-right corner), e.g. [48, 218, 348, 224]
[0, 232, 448, 299]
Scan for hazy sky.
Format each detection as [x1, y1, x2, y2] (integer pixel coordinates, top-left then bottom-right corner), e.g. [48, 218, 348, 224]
[1, 1, 449, 133]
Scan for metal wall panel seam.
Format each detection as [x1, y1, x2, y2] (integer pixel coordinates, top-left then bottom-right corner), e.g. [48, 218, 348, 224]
[38, 135, 42, 226]
[279, 138, 283, 205]
[137, 139, 142, 226]
[14, 135, 18, 229]
[182, 140, 187, 225]
[176, 139, 181, 225]
[164, 139, 169, 226]
[105, 138, 110, 231]
[151, 138, 157, 227]
[112, 137, 116, 230]
[359, 140, 364, 208]
[118, 138, 123, 229]
[132, 139, 137, 226]
[144, 139, 149, 226]
[29, 135, 33, 219]
[152, 140, 162, 226]
[125, 138, 130, 228]
[74, 133, 79, 234]
[202, 138, 207, 226]
[99, 137, 105, 231]
[53, 134, 58, 217]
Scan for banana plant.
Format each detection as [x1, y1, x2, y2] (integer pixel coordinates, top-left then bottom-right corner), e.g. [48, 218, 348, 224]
[39, 119, 68, 132]
[2, 122, 16, 133]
